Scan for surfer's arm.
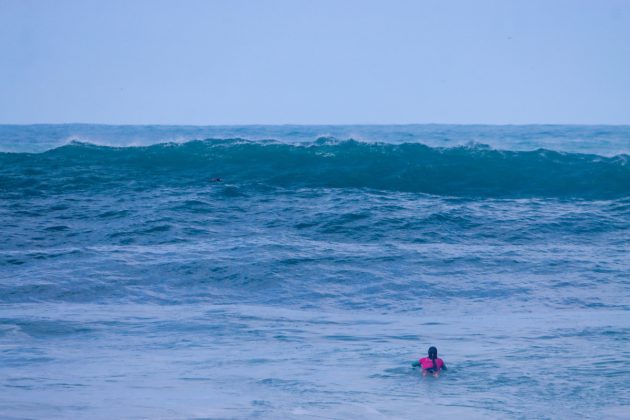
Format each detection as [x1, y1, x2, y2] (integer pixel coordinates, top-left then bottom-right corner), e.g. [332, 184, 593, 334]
[441, 363, 447, 371]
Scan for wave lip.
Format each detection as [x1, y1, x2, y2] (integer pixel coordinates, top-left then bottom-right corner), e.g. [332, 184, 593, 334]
[1, 138, 629, 199]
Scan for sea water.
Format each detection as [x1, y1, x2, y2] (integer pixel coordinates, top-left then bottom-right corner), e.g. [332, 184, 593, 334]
[0, 125, 628, 419]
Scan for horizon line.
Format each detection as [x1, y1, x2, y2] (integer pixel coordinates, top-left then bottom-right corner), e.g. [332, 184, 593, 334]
[2, 122, 630, 127]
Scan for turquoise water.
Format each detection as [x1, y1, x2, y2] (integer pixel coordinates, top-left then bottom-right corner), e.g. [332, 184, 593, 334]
[1, 125, 629, 419]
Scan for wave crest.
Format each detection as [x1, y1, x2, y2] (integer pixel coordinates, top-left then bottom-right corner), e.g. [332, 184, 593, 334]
[1, 138, 629, 198]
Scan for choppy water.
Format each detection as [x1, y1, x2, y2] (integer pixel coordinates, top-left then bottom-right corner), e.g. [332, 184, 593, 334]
[1, 125, 629, 419]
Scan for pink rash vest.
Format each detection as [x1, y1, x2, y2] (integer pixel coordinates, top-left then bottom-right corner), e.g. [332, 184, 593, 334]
[419, 357, 445, 371]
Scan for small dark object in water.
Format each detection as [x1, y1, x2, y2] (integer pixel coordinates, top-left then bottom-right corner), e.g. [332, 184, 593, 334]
[210, 177, 223, 182]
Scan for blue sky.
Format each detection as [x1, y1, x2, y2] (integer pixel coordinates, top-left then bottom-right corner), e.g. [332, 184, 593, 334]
[1, 0, 629, 124]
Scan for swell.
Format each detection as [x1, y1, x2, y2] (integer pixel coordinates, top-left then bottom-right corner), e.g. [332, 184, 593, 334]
[0, 138, 628, 198]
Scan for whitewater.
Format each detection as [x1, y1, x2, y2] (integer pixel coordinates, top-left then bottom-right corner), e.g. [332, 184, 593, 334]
[0, 125, 629, 419]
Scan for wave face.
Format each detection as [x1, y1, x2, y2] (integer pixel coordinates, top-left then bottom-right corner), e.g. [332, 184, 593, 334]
[1, 139, 628, 198]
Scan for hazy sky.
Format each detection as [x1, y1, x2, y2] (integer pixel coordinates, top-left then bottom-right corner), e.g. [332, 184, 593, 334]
[1, 0, 629, 124]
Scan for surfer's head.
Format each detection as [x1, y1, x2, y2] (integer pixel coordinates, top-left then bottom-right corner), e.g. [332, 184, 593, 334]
[428, 346, 437, 360]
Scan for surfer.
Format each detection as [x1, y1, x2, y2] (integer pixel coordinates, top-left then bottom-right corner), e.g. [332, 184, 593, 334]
[412, 346, 447, 377]
[209, 177, 223, 182]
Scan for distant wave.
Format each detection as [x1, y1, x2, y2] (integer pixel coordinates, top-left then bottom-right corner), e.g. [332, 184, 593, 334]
[1, 138, 628, 198]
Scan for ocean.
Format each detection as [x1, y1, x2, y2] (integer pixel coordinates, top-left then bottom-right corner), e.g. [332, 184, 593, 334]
[0, 124, 628, 419]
